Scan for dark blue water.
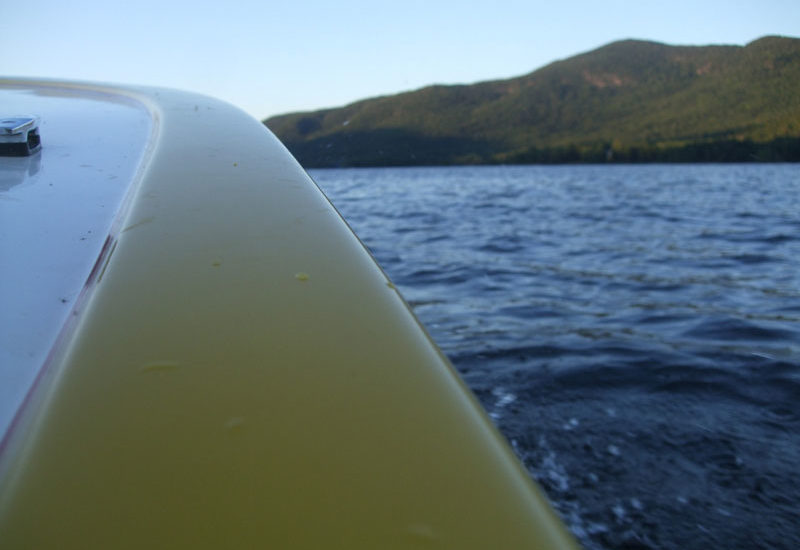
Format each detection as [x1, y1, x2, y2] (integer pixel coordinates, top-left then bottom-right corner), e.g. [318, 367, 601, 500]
[310, 164, 800, 550]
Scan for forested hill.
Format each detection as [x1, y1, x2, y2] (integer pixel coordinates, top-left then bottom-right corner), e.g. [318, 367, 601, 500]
[264, 36, 800, 167]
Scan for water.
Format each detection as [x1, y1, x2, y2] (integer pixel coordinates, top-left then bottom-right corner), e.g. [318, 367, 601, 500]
[310, 164, 800, 550]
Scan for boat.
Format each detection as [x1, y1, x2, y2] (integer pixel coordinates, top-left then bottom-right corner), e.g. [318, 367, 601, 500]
[0, 78, 577, 548]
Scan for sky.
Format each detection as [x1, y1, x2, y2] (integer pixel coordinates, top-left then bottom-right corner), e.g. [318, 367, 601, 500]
[2, 0, 798, 120]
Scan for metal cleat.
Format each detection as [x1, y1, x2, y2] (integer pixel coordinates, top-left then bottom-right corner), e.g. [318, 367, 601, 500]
[0, 116, 42, 156]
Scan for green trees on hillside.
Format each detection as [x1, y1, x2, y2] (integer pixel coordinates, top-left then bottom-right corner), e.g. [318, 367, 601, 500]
[265, 36, 800, 167]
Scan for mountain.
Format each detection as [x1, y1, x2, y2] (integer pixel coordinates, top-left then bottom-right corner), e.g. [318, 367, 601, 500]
[264, 36, 800, 166]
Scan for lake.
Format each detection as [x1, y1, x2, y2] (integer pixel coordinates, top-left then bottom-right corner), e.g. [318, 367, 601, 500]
[310, 164, 800, 550]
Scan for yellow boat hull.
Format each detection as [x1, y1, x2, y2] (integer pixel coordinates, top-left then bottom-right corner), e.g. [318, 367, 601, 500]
[0, 80, 576, 548]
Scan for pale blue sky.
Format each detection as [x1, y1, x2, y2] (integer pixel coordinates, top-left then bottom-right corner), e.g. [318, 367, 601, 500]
[2, 1, 798, 119]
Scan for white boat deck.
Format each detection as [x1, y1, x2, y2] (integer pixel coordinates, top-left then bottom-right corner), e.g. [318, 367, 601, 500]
[0, 84, 153, 439]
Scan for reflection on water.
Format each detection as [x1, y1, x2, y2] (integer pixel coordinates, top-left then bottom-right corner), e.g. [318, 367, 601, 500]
[312, 164, 800, 550]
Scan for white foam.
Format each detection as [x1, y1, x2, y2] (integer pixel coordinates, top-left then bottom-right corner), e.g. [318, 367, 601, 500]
[562, 417, 580, 430]
[612, 503, 627, 523]
[488, 386, 516, 421]
[538, 436, 570, 493]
